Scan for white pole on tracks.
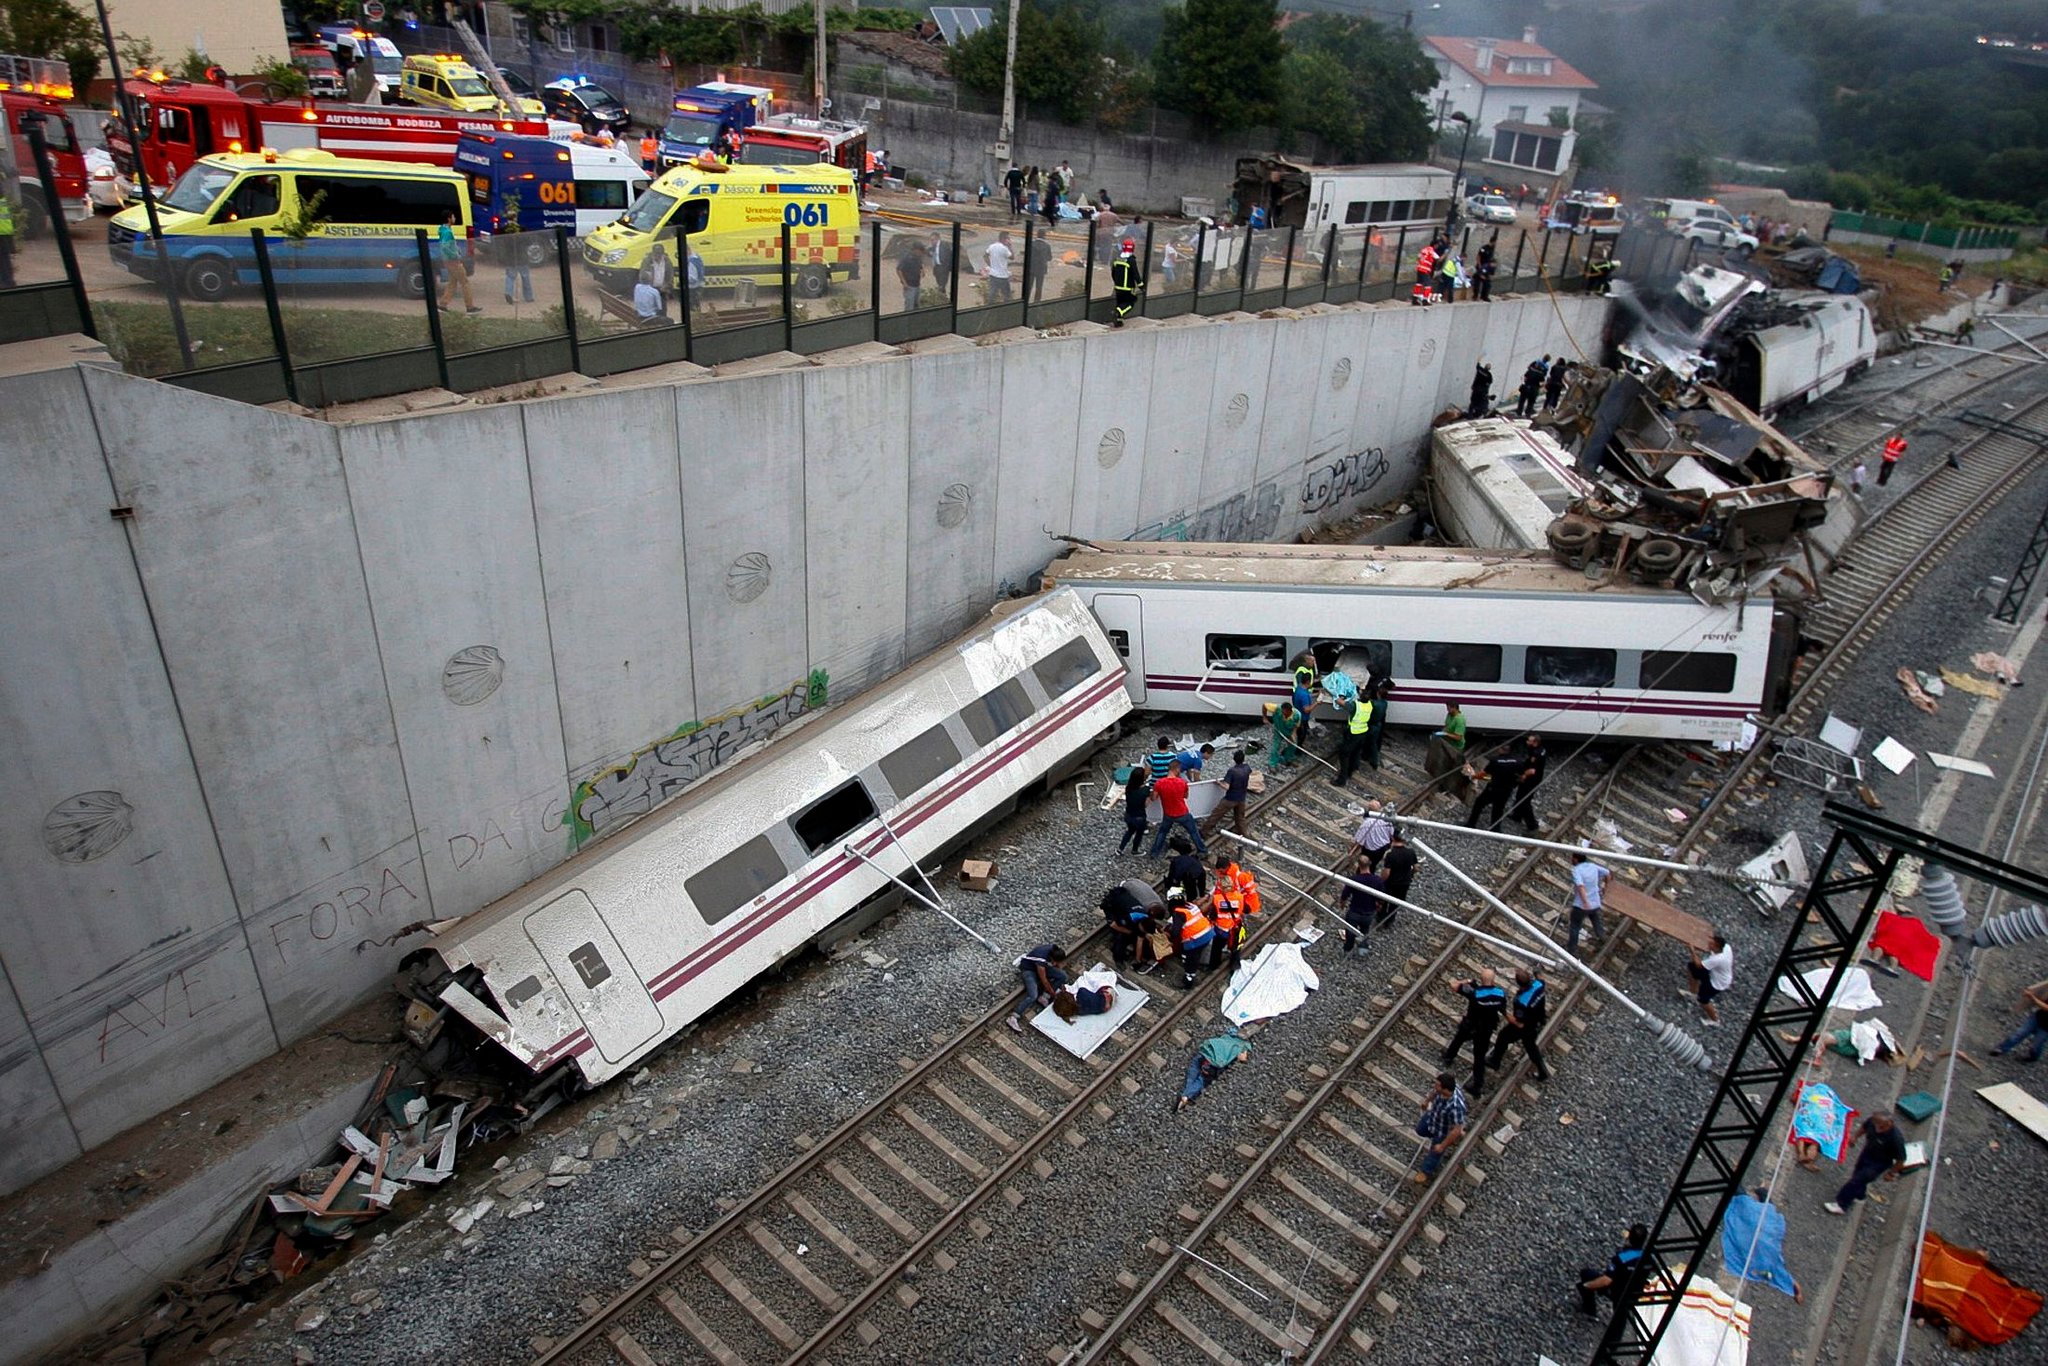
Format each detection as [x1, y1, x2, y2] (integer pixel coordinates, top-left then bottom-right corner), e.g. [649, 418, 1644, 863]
[1394, 813, 1808, 889]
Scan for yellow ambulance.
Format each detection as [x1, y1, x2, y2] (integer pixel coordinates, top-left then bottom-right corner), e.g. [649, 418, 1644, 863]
[580, 157, 859, 299]
[399, 54, 544, 117]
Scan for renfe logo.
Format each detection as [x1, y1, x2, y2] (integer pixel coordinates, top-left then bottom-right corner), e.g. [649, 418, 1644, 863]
[1701, 631, 1739, 642]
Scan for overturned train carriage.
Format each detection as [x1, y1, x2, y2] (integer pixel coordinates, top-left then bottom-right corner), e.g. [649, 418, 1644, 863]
[401, 589, 1131, 1094]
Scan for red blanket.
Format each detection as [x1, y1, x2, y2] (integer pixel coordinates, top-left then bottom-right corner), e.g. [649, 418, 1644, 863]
[1872, 912, 1942, 981]
[1915, 1232, 2043, 1347]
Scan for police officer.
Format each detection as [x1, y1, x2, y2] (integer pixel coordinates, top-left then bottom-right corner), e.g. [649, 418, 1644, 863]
[1507, 732, 1549, 832]
[1443, 968, 1508, 1095]
[1110, 236, 1144, 327]
[1468, 747, 1526, 831]
[1577, 1224, 1650, 1318]
[1486, 966, 1551, 1081]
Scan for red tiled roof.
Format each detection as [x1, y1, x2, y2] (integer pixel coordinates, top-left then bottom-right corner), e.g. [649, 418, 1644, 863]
[1424, 36, 1597, 90]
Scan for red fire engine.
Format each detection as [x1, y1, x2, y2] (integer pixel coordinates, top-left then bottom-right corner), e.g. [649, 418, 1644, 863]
[737, 114, 867, 175]
[106, 73, 557, 191]
[1, 54, 86, 234]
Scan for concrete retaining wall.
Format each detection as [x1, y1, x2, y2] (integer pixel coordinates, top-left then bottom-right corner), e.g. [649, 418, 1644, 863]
[0, 292, 1606, 1194]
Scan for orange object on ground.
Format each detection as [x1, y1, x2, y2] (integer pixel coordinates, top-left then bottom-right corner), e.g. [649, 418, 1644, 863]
[1913, 1231, 2043, 1347]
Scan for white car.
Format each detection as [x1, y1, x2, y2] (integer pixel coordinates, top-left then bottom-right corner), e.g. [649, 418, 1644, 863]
[1675, 217, 1759, 254]
[1465, 192, 1517, 224]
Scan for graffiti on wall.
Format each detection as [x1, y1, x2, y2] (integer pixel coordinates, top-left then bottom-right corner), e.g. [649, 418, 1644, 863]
[1300, 446, 1390, 516]
[1129, 479, 1284, 544]
[567, 670, 830, 844]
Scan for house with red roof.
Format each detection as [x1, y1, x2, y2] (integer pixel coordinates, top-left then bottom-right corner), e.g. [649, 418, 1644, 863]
[1422, 28, 1596, 184]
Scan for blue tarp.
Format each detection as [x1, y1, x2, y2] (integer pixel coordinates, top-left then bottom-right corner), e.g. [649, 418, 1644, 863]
[1723, 1192, 1799, 1298]
[1814, 256, 1861, 294]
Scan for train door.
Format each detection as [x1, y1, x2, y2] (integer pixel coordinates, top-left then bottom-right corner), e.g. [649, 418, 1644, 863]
[522, 890, 663, 1064]
[1090, 593, 1146, 704]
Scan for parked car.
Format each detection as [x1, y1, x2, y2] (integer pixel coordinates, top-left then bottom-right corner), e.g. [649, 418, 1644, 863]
[1674, 216, 1759, 254]
[1464, 192, 1517, 224]
[542, 75, 631, 134]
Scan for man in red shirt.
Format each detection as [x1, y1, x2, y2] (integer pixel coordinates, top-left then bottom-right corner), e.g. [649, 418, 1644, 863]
[1148, 758, 1208, 857]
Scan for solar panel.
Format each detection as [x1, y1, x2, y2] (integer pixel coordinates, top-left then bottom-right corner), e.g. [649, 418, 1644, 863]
[930, 6, 993, 46]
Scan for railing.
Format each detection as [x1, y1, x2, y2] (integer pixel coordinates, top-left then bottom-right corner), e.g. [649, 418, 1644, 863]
[1828, 210, 2027, 251]
[1, 191, 1610, 409]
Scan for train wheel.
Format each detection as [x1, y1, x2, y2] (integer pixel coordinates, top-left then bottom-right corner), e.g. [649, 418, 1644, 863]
[1636, 537, 1684, 580]
[1546, 518, 1597, 567]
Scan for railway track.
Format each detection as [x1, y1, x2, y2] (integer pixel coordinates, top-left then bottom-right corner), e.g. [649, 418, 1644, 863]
[1060, 389, 2048, 1364]
[529, 340, 2048, 1366]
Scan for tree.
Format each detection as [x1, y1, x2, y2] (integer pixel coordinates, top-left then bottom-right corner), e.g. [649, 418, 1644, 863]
[1276, 14, 1435, 163]
[0, 0, 101, 89]
[1155, 0, 1282, 134]
[950, 2, 1112, 126]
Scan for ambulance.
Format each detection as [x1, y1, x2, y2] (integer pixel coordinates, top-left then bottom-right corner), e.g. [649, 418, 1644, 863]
[107, 149, 471, 301]
[456, 131, 651, 256]
[581, 158, 858, 298]
[398, 54, 543, 118]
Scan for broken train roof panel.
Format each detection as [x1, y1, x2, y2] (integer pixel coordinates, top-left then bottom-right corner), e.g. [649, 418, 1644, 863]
[1049, 541, 1700, 599]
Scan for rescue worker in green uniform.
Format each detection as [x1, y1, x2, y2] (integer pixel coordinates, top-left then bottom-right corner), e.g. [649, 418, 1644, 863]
[1110, 235, 1144, 327]
[0, 188, 16, 289]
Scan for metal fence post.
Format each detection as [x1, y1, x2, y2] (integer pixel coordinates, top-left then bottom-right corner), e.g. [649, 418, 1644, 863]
[415, 229, 449, 390]
[1560, 231, 1578, 284]
[553, 226, 580, 375]
[1191, 221, 1207, 310]
[948, 219, 962, 332]
[1141, 220, 1155, 316]
[870, 220, 882, 334]
[1536, 228, 1552, 279]
[248, 229, 296, 403]
[676, 231, 694, 362]
[1280, 225, 1296, 293]
[1083, 217, 1098, 316]
[1239, 228, 1254, 308]
[25, 123, 94, 338]
[1357, 226, 1372, 287]
[781, 223, 795, 351]
[1321, 225, 1337, 296]
[1393, 225, 1410, 299]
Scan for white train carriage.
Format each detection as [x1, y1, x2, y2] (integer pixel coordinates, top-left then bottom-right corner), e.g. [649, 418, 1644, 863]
[1729, 294, 1876, 417]
[409, 589, 1131, 1089]
[1048, 543, 1781, 744]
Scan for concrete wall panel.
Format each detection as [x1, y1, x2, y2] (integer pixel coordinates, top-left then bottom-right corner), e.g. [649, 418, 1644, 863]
[1135, 327, 1220, 536]
[0, 977, 82, 1191]
[1066, 332, 1154, 541]
[907, 349, 1003, 657]
[993, 336, 1084, 590]
[339, 410, 570, 919]
[524, 388, 695, 803]
[1257, 315, 1330, 541]
[82, 370, 424, 1042]
[678, 373, 810, 725]
[0, 370, 276, 1148]
[1195, 320, 1277, 518]
[1391, 305, 1458, 490]
[805, 362, 911, 698]
[1434, 301, 1491, 422]
[1299, 309, 1396, 529]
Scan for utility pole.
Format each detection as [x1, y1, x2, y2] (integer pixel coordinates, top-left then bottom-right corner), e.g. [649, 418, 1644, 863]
[814, 0, 827, 118]
[992, 0, 1020, 196]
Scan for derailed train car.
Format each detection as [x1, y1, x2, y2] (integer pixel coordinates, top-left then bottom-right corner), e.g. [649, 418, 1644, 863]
[400, 589, 1130, 1097]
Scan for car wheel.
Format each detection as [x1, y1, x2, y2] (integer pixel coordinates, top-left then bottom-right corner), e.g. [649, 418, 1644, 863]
[396, 261, 429, 298]
[182, 255, 233, 302]
[796, 265, 831, 298]
[522, 238, 547, 268]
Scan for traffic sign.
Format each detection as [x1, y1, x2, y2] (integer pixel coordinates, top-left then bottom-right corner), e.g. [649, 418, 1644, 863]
[363, 1, 386, 22]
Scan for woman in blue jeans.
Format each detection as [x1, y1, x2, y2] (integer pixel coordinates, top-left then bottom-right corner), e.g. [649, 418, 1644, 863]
[1992, 986, 2048, 1061]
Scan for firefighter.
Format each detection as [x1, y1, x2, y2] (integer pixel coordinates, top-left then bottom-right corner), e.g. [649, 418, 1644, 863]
[1166, 891, 1216, 988]
[1587, 248, 1618, 295]
[1111, 236, 1144, 327]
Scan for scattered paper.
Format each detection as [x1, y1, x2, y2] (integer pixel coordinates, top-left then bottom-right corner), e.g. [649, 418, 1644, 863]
[1872, 737, 1917, 774]
[1296, 924, 1326, 945]
[1928, 752, 1994, 777]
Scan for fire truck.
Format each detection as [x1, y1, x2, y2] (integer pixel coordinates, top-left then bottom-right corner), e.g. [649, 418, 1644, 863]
[1, 53, 86, 235]
[737, 114, 867, 174]
[106, 72, 561, 193]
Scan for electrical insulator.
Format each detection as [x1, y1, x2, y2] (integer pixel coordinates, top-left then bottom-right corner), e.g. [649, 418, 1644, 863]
[1920, 864, 1969, 939]
[1974, 904, 2048, 950]
[1642, 1014, 1713, 1071]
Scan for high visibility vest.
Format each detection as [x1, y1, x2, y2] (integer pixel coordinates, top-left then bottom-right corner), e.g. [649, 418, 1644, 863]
[1210, 886, 1243, 934]
[1882, 435, 1906, 464]
[1232, 864, 1263, 915]
[1175, 905, 1214, 944]
[0, 198, 14, 237]
[640, 135, 657, 161]
[1112, 255, 1140, 292]
[1347, 698, 1374, 736]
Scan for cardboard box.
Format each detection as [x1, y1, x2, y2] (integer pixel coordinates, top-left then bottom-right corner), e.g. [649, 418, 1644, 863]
[958, 859, 999, 892]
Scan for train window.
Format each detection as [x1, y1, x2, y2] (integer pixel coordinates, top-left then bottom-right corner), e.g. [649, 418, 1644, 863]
[685, 833, 789, 926]
[1310, 638, 1392, 681]
[567, 942, 613, 989]
[1033, 638, 1100, 698]
[881, 723, 961, 799]
[790, 779, 878, 855]
[1525, 645, 1617, 688]
[1415, 642, 1503, 682]
[1207, 634, 1287, 670]
[1639, 651, 1739, 694]
[959, 677, 1035, 747]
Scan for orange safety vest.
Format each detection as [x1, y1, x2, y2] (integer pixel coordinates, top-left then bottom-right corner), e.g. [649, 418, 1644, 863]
[1229, 863, 1263, 916]
[639, 134, 657, 162]
[1211, 885, 1244, 934]
[1882, 434, 1906, 465]
[1176, 904, 1214, 944]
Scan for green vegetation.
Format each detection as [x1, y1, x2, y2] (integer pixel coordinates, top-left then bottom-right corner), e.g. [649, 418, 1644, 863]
[1156, 0, 1284, 134]
[502, 2, 917, 67]
[948, 3, 1151, 127]
[0, 0, 101, 89]
[1276, 14, 1436, 162]
[94, 299, 563, 378]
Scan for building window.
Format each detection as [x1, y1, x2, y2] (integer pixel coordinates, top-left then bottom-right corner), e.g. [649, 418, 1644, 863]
[1506, 105, 1528, 124]
[1549, 105, 1571, 127]
[1490, 130, 1562, 172]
